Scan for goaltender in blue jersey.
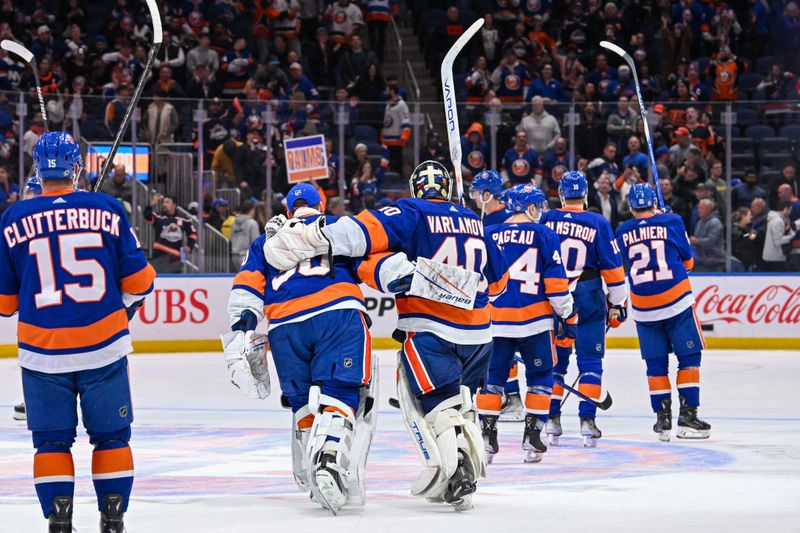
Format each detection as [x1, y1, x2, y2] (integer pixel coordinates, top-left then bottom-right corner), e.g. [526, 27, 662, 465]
[615, 182, 711, 442]
[262, 160, 509, 511]
[0, 131, 155, 532]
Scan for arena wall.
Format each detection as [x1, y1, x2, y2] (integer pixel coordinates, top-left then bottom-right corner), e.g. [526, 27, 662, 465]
[1, 274, 798, 356]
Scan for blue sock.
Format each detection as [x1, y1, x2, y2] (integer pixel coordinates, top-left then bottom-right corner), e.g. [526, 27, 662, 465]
[645, 357, 671, 413]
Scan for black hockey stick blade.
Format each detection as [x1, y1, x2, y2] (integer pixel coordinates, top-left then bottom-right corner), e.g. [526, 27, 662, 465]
[555, 378, 613, 411]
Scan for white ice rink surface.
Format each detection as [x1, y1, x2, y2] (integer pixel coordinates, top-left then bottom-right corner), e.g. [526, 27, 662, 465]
[0, 349, 798, 533]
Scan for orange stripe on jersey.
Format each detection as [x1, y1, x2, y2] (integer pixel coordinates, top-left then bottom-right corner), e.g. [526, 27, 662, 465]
[630, 278, 693, 310]
[34, 452, 74, 478]
[544, 277, 569, 295]
[692, 307, 707, 349]
[121, 264, 156, 295]
[403, 332, 435, 393]
[357, 252, 393, 290]
[0, 294, 19, 315]
[92, 447, 133, 475]
[297, 414, 315, 430]
[265, 282, 364, 320]
[600, 266, 625, 285]
[492, 301, 553, 322]
[18, 309, 128, 350]
[677, 368, 700, 386]
[398, 296, 491, 326]
[233, 270, 266, 294]
[683, 258, 695, 271]
[488, 271, 509, 297]
[648, 375, 671, 392]
[354, 210, 389, 254]
[476, 392, 502, 413]
[578, 383, 602, 400]
[525, 392, 551, 412]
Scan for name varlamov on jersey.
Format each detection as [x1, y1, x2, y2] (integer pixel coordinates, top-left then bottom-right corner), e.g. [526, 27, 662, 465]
[545, 220, 597, 243]
[3, 207, 122, 248]
[425, 215, 483, 236]
[619, 225, 668, 247]
[492, 228, 537, 245]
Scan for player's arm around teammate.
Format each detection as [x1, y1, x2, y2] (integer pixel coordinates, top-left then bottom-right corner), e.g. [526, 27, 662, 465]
[0, 132, 156, 532]
[615, 183, 711, 442]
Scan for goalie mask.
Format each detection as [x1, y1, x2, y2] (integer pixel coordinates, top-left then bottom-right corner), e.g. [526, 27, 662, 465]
[409, 160, 453, 201]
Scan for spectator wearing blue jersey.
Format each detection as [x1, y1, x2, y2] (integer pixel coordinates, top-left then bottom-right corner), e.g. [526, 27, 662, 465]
[732, 170, 767, 209]
[525, 63, 568, 103]
[503, 131, 541, 185]
[622, 136, 649, 179]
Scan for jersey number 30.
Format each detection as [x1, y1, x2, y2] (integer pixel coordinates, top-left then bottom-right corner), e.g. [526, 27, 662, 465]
[29, 233, 106, 308]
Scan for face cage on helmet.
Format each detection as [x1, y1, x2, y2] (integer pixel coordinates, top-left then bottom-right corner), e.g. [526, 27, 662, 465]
[408, 173, 453, 201]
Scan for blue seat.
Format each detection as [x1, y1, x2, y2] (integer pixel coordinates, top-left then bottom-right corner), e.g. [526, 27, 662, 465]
[736, 108, 759, 127]
[738, 73, 763, 95]
[758, 137, 789, 156]
[780, 125, 800, 139]
[756, 55, 777, 75]
[365, 141, 384, 155]
[745, 124, 774, 140]
[353, 125, 379, 143]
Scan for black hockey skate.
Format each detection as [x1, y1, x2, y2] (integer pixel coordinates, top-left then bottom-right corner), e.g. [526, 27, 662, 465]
[545, 414, 562, 445]
[100, 494, 126, 533]
[47, 496, 73, 533]
[653, 398, 672, 442]
[499, 392, 524, 422]
[444, 452, 476, 511]
[522, 415, 547, 463]
[580, 417, 602, 448]
[676, 396, 711, 439]
[13, 402, 26, 421]
[480, 416, 499, 464]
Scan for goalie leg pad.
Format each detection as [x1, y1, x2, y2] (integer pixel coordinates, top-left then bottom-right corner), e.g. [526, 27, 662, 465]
[305, 387, 357, 514]
[346, 355, 379, 506]
[291, 405, 313, 491]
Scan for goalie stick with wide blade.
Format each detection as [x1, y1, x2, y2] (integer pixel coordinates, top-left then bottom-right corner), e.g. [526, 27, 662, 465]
[600, 40, 664, 210]
[441, 19, 484, 205]
[1, 40, 48, 131]
[95, 0, 163, 192]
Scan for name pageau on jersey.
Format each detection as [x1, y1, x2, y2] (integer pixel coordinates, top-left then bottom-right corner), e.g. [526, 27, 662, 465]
[615, 212, 696, 322]
[228, 209, 412, 330]
[0, 189, 156, 373]
[486, 221, 573, 338]
[539, 206, 627, 306]
[323, 198, 509, 344]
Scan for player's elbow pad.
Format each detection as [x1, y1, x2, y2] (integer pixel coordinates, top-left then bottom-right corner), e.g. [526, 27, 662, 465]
[232, 309, 259, 332]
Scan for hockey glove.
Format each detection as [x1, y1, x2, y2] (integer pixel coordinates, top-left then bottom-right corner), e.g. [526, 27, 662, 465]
[555, 309, 578, 348]
[221, 330, 270, 400]
[607, 303, 628, 328]
[265, 214, 288, 238]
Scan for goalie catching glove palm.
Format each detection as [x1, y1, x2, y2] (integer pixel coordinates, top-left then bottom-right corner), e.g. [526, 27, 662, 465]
[264, 216, 330, 271]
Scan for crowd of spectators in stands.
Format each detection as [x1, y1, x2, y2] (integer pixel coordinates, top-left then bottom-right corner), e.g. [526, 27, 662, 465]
[0, 0, 798, 270]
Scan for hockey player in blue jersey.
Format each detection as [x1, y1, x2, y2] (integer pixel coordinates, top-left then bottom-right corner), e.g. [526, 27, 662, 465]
[540, 171, 628, 447]
[0, 131, 156, 532]
[616, 183, 711, 441]
[478, 184, 576, 464]
[223, 183, 415, 514]
[469, 170, 524, 421]
[263, 160, 509, 510]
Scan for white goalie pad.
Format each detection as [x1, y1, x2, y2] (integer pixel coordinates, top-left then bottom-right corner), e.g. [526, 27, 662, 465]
[396, 362, 486, 502]
[407, 257, 480, 310]
[348, 354, 379, 506]
[291, 405, 312, 491]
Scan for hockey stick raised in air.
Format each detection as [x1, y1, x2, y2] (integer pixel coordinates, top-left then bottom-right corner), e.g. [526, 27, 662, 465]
[441, 18, 484, 205]
[95, 0, 162, 192]
[1, 40, 48, 131]
[599, 40, 664, 210]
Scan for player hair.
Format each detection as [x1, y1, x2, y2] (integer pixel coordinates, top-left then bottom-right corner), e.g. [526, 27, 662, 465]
[43, 178, 74, 188]
[631, 206, 655, 215]
[162, 194, 178, 204]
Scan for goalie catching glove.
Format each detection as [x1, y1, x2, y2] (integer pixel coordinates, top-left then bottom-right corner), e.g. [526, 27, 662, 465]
[221, 329, 271, 399]
[264, 216, 330, 271]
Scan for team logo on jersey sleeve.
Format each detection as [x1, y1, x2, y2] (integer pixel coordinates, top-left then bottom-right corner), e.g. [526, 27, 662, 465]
[504, 74, 521, 91]
[468, 150, 485, 169]
[512, 158, 530, 177]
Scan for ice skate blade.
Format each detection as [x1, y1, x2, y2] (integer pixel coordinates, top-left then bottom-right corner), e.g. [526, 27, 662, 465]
[676, 427, 710, 439]
[12, 413, 26, 421]
[451, 494, 473, 512]
[657, 431, 671, 442]
[548, 434, 560, 445]
[583, 436, 599, 448]
[315, 470, 346, 515]
[499, 412, 525, 422]
[523, 450, 543, 463]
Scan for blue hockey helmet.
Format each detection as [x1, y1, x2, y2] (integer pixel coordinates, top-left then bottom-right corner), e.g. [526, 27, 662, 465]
[507, 183, 547, 214]
[559, 170, 588, 199]
[629, 182, 657, 209]
[470, 170, 504, 197]
[409, 160, 452, 200]
[33, 131, 82, 181]
[24, 176, 42, 197]
[287, 182, 322, 210]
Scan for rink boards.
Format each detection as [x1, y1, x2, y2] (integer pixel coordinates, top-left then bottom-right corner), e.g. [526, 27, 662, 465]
[0, 273, 798, 356]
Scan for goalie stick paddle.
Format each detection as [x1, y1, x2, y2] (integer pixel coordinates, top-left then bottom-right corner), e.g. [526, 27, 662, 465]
[441, 18, 484, 205]
[95, 0, 163, 192]
[599, 40, 664, 210]
[1, 40, 48, 131]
